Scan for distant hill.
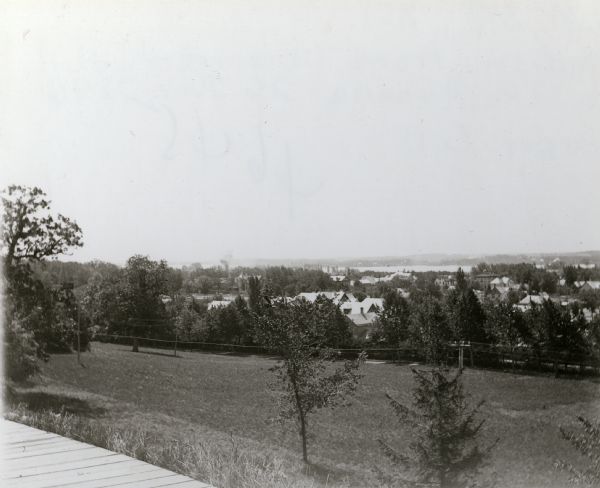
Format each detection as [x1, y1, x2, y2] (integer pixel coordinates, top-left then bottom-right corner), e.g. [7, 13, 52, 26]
[234, 251, 600, 269]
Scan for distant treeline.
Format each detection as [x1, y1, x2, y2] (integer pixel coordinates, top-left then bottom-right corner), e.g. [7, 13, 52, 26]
[29, 260, 600, 374]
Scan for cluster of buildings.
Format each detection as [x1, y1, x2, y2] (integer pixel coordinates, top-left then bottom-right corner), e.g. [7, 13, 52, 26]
[296, 291, 383, 323]
[198, 289, 384, 339]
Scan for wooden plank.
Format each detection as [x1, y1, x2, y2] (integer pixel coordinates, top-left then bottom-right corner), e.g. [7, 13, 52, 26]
[6, 437, 80, 454]
[9, 462, 163, 488]
[52, 471, 182, 488]
[2, 420, 212, 488]
[6, 448, 121, 470]
[5, 444, 99, 461]
[3, 454, 131, 477]
[7, 434, 64, 446]
[111, 473, 205, 488]
[3, 429, 59, 439]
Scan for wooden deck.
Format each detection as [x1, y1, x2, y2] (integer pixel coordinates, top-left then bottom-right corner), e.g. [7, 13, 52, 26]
[1, 420, 212, 487]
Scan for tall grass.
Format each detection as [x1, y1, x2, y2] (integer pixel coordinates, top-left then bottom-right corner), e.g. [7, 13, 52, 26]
[6, 404, 330, 488]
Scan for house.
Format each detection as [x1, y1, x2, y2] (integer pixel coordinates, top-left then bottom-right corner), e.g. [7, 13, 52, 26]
[579, 281, 600, 291]
[490, 277, 514, 289]
[330, 275, 346, 282]
[489, 276, 518, 294]
[472, 273, 498, 289]
[359, 275, 379, 285]
[159, 294, 173, 305]
[397, 287, 410, 299]
[207, 300, 233, 310]
[295, 291, 355, 305]
[435, 275, 456, 288]
[234, 273, 261, 292]
[348, 312, 379, 340]
[515, 293, 550, 311]
[339, 298, 383, 316]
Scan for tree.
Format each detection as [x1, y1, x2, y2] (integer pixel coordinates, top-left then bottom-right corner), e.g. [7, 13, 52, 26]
[313, 295, 354, 348]
[556, 416, 600, 486]
[122, 255, 169, 351]
[380, 367, 497, 488]
[378, 289, 411, 346]
[254, 300, 366, 463]
[248, 276, 263, 315]
[80, 263, 127, 334]
[446, 286, 488, 344]
[483, 300, 528, 349]
[2, 185, 83, 381]
[563, 266, 579, 288]
[171, 296, 202, 342]
[2, 185, 83, 267]
[409, 294, 450, 364]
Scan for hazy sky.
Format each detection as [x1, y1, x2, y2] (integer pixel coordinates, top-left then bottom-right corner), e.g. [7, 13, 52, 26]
[2, 1, 599, 264]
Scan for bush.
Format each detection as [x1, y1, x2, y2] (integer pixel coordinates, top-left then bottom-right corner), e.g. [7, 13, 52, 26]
[5, 315, 40, 382]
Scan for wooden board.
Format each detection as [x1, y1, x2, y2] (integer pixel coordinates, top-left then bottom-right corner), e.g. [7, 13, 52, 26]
[1, 420, 212, 488]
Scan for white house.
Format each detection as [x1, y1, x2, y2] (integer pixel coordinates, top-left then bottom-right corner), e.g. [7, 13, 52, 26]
[207, 300, 233, 310]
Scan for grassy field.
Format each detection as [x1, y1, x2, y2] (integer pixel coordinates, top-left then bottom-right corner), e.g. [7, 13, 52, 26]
[6, 342, 600, 488]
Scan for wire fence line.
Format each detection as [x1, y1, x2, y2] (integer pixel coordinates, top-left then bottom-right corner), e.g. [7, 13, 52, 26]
[92, 333, 600, 375]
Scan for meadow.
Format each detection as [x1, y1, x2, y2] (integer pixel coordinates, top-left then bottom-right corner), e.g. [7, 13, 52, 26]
[6, 342, 600, 488]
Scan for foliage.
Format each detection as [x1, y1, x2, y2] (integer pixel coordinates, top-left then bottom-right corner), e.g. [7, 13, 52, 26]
[202, 298, 253, 345]
[380, 367, 497, 488]
[445, 270, 487, 344]
[248, 276, 263, 315]
[171, 296, 203, 342]
[2, 185, 84, 381]
[121, 255, 169, 350]
[255, 300, 366, 462]
[555, 416, 600, 486]
[483, 301, 528, 350]
[409, 294, 450, 364]
[4, 313, 40, 381]
[1, 185, 83, 266]
[377, 289, 411, 346]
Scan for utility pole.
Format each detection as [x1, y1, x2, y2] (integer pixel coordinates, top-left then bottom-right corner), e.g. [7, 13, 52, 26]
[451, 341, 472, 371]
[173, 322, 178, 357]
[77, 305, 81, 365]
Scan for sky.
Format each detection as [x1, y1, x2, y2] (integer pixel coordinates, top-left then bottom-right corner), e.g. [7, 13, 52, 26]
[1, 1, 600, 265]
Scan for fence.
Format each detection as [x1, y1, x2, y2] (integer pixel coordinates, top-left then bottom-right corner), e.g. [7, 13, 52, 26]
[93, 334, 600, 376]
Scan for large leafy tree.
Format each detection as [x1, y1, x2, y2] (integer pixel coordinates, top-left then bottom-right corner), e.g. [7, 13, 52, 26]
[2, 185, 83, 267]
[313, 295, 354, 348]
[380, 367, 497, 488]
[445, 275, 487, 344]
[409, 293, 450, 364]
[122, 255, 169, 351]
[378, 289, 411, 346]
[2, 185, 83, 381]
[255, 300, 366, 463]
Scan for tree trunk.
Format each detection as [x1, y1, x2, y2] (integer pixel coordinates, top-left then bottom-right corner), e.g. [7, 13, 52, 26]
[290, 367, 309, 463]
[300, 411, 308, 463]
[132, 337, 139, 352]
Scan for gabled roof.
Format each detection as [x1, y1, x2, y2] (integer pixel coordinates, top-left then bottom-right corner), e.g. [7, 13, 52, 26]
[347, 312, 378, 326]
[581, 281, 600, 290]
[295, 291, 355, 305]
[518, 293, 549, 306]
[340, 297, 383, 315]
